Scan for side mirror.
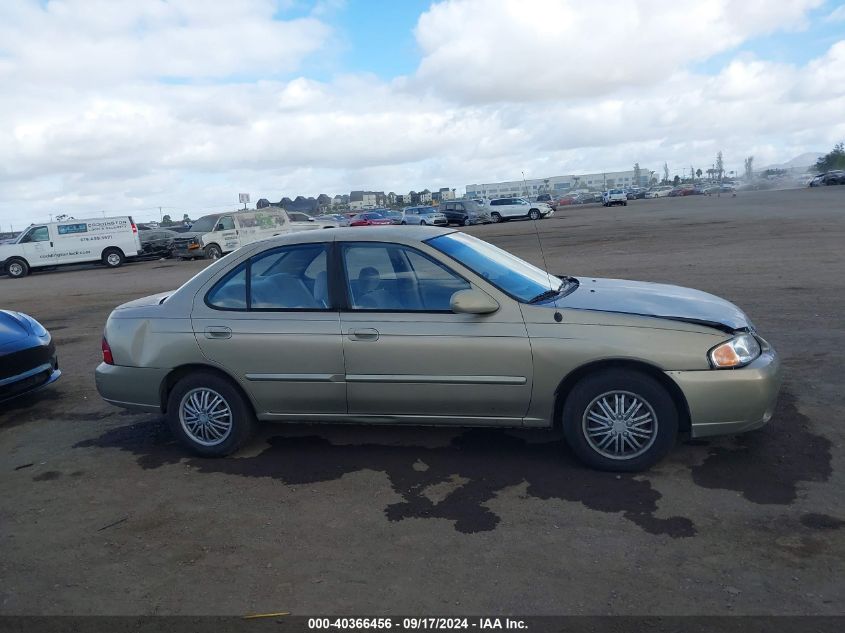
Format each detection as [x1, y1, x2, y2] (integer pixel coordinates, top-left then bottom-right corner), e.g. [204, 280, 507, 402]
[450, 289, 499, 315]
[308, 217, 315, 222]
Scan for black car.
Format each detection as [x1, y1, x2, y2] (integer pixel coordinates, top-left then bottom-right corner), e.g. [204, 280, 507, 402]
[821, 170, 845, 185]
[139, 229, 179, 258]
[0, 310, 60, 404]
[439, 199, 491, 225]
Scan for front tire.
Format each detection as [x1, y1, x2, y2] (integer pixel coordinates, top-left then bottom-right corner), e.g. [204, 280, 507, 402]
[463, 217, 471, 226]
[528, 209, 541, 221]
[205, 244, 222, 260]
[102, 248, 125, 268]
[167, 371, 256, 457]
[5, 257, 29, 279]
[562, 369, 678, 472]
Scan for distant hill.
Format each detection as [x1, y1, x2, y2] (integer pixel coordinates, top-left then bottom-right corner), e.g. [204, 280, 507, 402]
[762, 152, 824, 172]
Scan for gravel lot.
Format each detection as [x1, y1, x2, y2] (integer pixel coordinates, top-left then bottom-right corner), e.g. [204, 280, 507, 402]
[1, 187, 843, 615]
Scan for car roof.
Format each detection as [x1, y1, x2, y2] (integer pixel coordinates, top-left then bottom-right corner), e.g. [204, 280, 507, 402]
[250, 225, 456, 248]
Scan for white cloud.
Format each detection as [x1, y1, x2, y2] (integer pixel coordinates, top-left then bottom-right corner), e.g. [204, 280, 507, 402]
[0, 0, 842, 228]
[413, 0, 823, 102]
[826, 3, 845, 22]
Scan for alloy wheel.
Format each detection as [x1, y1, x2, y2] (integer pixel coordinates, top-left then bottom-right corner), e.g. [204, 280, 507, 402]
[581, 390, 658, 460]
[179, 387, 234, 446]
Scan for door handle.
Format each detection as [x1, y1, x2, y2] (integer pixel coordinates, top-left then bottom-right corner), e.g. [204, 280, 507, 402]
[204, 326, 232, 339]
[348, 328, 379, 341]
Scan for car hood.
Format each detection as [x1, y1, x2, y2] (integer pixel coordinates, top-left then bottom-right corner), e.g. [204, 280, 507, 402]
[0, 310, 30, 342]
[554, 277, 753, 333]
[171, 231, 203, 240]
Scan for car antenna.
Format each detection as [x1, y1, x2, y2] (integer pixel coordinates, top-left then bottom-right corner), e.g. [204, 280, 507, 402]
[522, 171, 561, 314]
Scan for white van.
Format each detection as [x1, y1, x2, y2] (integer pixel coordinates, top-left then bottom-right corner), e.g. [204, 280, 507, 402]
[172, 208, 337, 260]
[1, 216, 143, 279]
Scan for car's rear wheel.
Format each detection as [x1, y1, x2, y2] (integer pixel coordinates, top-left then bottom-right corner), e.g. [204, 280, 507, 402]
[102, 248, 125, 268]
[167, 371, 256, 457]
[5, 257, 29, 279]
[562, 369, 678, 472]
[490, 212, 502, 223]
[528, 209, 541, 221]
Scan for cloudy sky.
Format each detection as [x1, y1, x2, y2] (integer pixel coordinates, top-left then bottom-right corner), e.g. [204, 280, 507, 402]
[1, 0, 844, 227]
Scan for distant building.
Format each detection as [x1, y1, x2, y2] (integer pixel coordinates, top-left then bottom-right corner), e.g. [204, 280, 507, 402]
[466, 169, 652, 198]
[349, 191, 384, 211]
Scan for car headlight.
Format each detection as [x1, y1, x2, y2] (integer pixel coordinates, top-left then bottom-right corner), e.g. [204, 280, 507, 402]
[709, 333, 761, 369]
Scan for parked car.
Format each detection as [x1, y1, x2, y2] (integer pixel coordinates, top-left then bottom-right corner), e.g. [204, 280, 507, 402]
[96, 227, 781, 472]
[139, 229, 180, 258]
[645, 186, 674, 198]
[172, 208, 337, 261]
[602, 189, 628, 206]
[1, 310, 60, 403]
[349, 212, 394, 227]
[440, 199, 491, 226]
[554, 195, 579, 207]
[819, 170, 845, 185]
[487, 198, 554, 223]
[1, 216, 143, 279]
[314, 214, 351, 227]
[399, 206, 448, 226]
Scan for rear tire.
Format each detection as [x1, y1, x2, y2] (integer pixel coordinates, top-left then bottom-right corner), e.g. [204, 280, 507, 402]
[166, 371, 256, 457]
[102, 248, 125, 268]
[562, 369, 678, 472]
[490, 212, 502, 223]
[5, 257, 29, 279]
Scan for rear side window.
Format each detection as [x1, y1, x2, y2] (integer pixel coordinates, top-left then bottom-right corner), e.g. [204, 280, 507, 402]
[206, 264, 247, 310]
[250, 245, 328, 310]
[206, 244, 329, 311]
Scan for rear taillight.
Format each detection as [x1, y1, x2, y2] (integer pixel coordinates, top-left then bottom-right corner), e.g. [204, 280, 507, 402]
[101, 337, 114, 365]
[129, 216, 137, 233]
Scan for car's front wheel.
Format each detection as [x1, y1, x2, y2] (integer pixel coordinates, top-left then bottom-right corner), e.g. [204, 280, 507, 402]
[463, 217, 471, 226]
[528, 209, 541, 221]
[5, 257, 29, 278]
[205, 244, 222, 260]
[562, 369, 678, 472]
[167, 371, 256, 457]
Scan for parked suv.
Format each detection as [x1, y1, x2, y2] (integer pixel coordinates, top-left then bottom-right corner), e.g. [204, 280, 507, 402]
[400, 206, 448, 226]
[488, 197, 554, 223]
[440, 199, 491, 226]
[602, 189, 628, 206]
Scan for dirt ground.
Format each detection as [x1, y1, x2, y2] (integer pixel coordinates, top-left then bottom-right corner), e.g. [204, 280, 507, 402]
[1, 187, 843, 615]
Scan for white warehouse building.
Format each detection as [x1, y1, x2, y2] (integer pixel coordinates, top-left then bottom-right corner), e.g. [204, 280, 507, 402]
[466, 169, 652, 199]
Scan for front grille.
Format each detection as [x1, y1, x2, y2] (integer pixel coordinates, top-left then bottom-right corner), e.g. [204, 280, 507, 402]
[0, 367, 51, 401]
[0, 341, 55, 381]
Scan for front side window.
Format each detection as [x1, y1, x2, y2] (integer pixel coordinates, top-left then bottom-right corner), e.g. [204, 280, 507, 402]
[343, 243, 469, 311]
[427, 232, 562, 304]
[21, 226, 49, 243]
[217, 217, 235, 231]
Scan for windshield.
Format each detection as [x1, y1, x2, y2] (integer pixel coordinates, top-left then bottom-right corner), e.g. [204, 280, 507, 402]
[427, 232, 563, 303]
[189, 215, 220, 233]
